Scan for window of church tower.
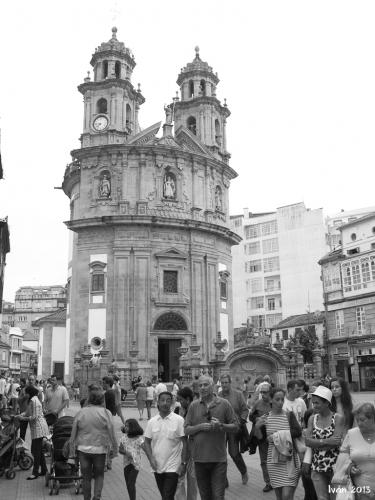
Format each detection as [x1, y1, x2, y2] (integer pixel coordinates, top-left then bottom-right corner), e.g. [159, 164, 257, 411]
[126, 104, 132, 132]
[200, 79, 206, 96]
[91, 273, 105, 292]
[215, 119, 221, 145]
[115, 61, 121, 79]
[163, 270, 178, 294]
[103, 60, 108, 79]
[97, 98, 108, 114]
[187, 116, 197, 135]
[189, 80, 194, 98]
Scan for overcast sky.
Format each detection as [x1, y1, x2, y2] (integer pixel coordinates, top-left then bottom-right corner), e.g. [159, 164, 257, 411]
[1, 0, 375, 302]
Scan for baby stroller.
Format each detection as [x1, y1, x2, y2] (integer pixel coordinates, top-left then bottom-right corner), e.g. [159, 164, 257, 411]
[0, 411, 33, 479]
[45, 415, 82, 495]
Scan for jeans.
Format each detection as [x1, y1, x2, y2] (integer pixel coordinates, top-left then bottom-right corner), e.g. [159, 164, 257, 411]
[227, 432, 247, 476]
[124, 464, 139, 500]
[258, 440, 271, 485]
[154, 472, 179, 500]
[194, 462, 227, 500]
[302, 472, 318, 500]
[311, 470, 333, 500]
[31, 437, 47, 476]
[146, 400, 153, 419]
[78, 451, 106, 500]
[175, 458, 198, 500]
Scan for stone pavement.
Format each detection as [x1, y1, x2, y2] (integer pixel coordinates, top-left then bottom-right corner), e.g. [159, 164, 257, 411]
[3, 392, 373, 500]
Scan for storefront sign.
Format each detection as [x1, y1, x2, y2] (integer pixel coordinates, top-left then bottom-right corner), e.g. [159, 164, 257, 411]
[358, 355, 375, 363]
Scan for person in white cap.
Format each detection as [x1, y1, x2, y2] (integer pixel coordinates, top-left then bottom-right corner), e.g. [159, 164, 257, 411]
[303, 385, 344, 500]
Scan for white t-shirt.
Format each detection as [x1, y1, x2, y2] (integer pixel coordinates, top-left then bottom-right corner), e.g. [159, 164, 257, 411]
[9, 383, 20, 399]
[146, 386, 155, 400]
[154, 383, 167, 398]
[144, 412, 185, 473]
[283, 397, 307, 426]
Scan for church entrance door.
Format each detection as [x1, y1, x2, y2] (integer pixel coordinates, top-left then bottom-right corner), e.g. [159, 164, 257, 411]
[158, 339, 181, 382]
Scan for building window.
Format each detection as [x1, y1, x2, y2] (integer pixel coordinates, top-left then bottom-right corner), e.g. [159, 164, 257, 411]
[220, 281, 227, 300]
[234, 218, 242, 228]
[265, 277, 281, 292]
[267, 298, 275, 311]
[356, 306, 366, 335]
[246, 260, 262, 273]
[1, 351, 5, 362]
[251, 296, 264, 309]
[282, 329, 288, 340]
[262, 238, 279, 254]
[263, 257, 280, 273]
[347, 248, 359, 255]
[266, 314, 282, 328]
[91, 273, 105, 292]
[163, 270, 178, 294]
[154, 312, 187, 331]
[244, 224, 261, 239]
[249, 278, 262, 293]
[335, 310, 344, 336]
[187, 116, 197, 134]
[342, 256, 375, 292]
[245, 241, 261, 255]
[351, 233, 357, 241]
[262, 220, 277, 236]
[96, 98, 107, 114]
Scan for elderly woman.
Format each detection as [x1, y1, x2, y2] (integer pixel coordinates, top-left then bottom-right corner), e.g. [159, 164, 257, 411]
[70, 387, 118, 500]
[17, 384, 49, 480]
[334, 403, 375, 500]
[303, 386, 344, 500]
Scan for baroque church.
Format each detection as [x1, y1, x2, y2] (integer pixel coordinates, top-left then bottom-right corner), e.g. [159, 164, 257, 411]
[62, 28, 240, 384]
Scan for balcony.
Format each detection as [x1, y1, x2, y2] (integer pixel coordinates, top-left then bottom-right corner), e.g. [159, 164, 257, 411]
[9, 362, 21, 370]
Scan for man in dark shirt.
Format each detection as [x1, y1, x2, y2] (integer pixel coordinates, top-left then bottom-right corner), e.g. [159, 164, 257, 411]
[185, 375, 238, 500]
[102, 376, 116, 416]
[249, 382, 272, 492]
[102, 376, 116, 470]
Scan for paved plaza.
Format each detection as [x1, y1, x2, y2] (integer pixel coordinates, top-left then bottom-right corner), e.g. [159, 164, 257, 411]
[2, 392, 374, 500]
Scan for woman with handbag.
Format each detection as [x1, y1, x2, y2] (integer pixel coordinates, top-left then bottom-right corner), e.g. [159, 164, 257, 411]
[333, 403, 375, 500]
[255, 387, 302, 500]
[303, 386, 344, 500]
[70, 387, 118, 500]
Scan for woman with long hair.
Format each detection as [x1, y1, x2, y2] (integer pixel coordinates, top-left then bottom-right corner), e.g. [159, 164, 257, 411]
[16, 385, 49, 480]
[255, 387, 302, 500]
[330, 377, 353, 433]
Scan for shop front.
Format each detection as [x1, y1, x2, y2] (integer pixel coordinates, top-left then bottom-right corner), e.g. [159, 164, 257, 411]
[358, 355, 375, 391]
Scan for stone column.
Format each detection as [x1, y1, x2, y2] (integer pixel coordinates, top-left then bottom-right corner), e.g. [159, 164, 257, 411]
[199, 111, 205, 143]
[313, 348, 323, 380]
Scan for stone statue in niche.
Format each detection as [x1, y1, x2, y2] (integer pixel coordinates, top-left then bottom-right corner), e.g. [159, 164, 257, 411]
[164, 104, 173, 125]
[99, 173, 111, 198]
[163, 174, 176, 199]
[215, 186, 222, 211]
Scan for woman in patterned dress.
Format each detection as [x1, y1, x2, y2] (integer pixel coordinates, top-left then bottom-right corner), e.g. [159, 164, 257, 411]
[255, 387, 302, 500]
[16, 384, 49, 480]
[304, 386, 344, 500]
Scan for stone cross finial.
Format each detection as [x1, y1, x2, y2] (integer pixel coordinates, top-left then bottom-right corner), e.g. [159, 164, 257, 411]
[195, 46, 200, 59]
[111, 27, 118, 39]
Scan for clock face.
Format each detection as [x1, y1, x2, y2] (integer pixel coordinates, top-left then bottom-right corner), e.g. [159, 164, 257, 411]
[93, 115, 109, 131]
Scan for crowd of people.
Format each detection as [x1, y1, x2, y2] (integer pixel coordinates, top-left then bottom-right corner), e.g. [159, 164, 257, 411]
[2, 370, 375, 500]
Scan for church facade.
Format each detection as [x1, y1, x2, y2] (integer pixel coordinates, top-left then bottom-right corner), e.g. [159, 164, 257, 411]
[62, 28, 240, 385]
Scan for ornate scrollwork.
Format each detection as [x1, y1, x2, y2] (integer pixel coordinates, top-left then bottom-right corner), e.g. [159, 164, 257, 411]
[154, 312, 187, 331]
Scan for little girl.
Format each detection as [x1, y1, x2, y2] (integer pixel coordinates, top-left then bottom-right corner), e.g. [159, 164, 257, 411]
[119, 418, 144, 500]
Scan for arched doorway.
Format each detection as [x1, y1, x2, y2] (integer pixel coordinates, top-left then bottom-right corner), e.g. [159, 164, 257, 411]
[154, 312, 188, 382]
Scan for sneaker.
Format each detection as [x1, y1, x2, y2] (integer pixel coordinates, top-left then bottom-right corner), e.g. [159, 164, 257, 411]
[263, 484, 273, 492]
[242, 472, 249, 485]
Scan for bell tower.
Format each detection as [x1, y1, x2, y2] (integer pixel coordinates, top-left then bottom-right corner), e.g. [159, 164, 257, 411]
[79, 27, 145, 148]
[173, 47, 230, 163]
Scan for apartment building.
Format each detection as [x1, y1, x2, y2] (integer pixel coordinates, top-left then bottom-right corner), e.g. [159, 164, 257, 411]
[231, 202, 327, 329]
[319, 212, 375, 390]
